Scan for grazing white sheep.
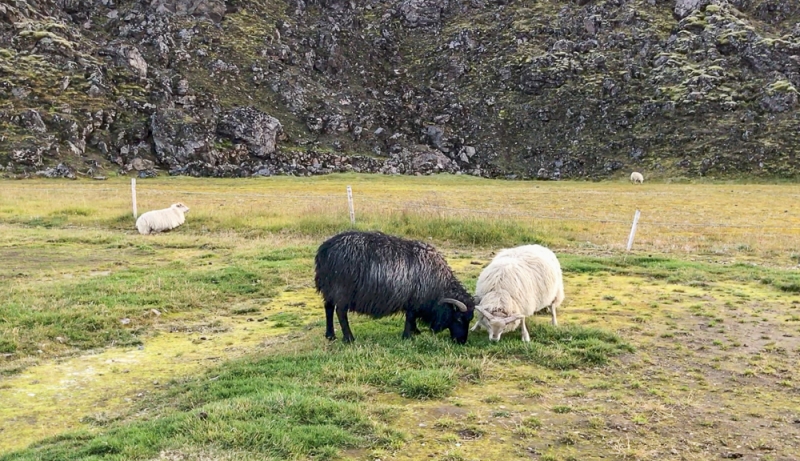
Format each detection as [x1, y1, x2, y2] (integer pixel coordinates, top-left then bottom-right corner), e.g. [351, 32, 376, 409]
[471, 244, 564, 342]
[630, 172, 644, 184]
[135, 202, 190, 235]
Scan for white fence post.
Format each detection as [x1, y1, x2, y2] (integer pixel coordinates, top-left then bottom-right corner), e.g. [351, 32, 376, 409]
[626, 209, 641, 251]
[346, 185, 355, 226]
[131, 178, 138, 219]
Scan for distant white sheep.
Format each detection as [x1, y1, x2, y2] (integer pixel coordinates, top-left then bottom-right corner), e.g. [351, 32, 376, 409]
[471, 244, 564, 342]
[135, 202, 190, 235]
[630, 172, 644, 184]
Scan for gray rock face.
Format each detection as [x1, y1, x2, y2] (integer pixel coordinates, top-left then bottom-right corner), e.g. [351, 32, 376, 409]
[149, 0, 227, 21]
[2, 0, 800, 180]
[399, 0, 448, 28]
[424, 125, 445, 151]
[129, 157, 156, 171]
[20, 110, 46, 133]
[216, 107, 283, 158]
[36, 163, 76, 179]
[117, 45, 148, 79]
[176, 79, 190, 96]
[407, 147, 456, 173]
[150, 109, 215, 168]
[760, 85, 798, 113]
[11, 149, 44, 166]
[674, 0, 710, 19]
[379, 146, 460, 175]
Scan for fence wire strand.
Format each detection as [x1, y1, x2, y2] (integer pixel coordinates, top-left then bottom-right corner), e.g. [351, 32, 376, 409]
[3, 184, 800, 232]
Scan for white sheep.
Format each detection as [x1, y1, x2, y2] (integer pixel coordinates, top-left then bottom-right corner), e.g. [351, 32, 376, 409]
[471, 244, 564, 342]
[135, 202, 190, 235]
[630, 172, 644, 184]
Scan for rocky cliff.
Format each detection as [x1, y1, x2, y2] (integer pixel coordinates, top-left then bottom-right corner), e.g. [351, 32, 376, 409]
[1, 0, 798, 179]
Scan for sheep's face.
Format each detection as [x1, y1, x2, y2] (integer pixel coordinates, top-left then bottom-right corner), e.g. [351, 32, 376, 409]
[436, 299, 473, 345]
[448, 308, 474, 344]
[474, 292, 524, 342]
[172, 203, 190, 214]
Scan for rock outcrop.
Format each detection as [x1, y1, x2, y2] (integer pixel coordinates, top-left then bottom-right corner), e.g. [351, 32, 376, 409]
[1, 0, 798, 179]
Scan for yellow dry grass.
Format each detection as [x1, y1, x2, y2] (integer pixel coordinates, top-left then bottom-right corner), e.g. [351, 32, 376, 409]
[1, 174, 798, 263]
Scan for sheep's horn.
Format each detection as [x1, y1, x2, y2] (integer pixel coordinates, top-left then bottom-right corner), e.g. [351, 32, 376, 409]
[504, 315, 525, 325]
[442, 298, 468, 312]
[474, 304, 494, 319]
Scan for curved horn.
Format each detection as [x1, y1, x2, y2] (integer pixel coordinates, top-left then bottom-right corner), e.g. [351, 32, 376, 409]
[504, 314, 526, 325]
[441, 298, 469, 313]
[473, 304, 494, 319]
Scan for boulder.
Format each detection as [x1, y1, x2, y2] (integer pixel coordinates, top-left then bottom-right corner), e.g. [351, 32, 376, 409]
[150, 109, 215, 168]
[216, 107, 283, 158]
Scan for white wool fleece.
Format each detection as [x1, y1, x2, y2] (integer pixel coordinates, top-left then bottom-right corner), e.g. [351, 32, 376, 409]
[136, 203, 190, 235]
[472, 244, 564, 341]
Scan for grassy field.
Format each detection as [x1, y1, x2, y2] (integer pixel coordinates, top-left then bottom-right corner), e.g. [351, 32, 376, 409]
[1, 174, 800, 460]
[1, 174, 799, 261]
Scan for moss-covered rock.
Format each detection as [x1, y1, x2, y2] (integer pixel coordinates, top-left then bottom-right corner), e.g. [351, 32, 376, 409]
[1, 0, 799, 179]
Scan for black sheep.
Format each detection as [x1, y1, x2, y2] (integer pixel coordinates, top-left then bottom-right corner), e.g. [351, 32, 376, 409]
[314, 231, 475, 344]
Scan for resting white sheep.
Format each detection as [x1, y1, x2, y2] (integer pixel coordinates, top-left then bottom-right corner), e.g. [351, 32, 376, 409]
[471, 244, 564, 342]
[630, 172, 644, 184]
[135, 202, 190, 235]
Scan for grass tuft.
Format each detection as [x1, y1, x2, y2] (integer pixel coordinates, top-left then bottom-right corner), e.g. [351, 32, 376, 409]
[2, 316, 628, 459]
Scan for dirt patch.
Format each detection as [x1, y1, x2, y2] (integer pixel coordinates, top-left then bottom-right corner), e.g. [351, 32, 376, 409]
[0, 247, 118, 278]
[366, 272, 800, 461]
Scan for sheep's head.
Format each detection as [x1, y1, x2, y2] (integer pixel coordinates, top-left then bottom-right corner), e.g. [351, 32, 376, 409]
[172, 202, 190, 214]
[473, 291, 525, 342]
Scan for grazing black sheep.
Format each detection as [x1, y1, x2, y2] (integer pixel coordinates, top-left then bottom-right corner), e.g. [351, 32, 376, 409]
[314, 231, 475, 344]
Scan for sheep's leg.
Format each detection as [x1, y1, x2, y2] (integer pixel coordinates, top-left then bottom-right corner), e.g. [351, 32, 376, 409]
[550, 286, 564, 327]
[336, 304, 355, 343]
[520, 318, 531, 342]
[402, 311, 421, 339]
[412, 318, 422, 335]
[324, 300, 336, 341]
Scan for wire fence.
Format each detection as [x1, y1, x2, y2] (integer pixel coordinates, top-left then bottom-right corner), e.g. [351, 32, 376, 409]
[2, 180, 799, 258]
[4, 184, 798, 229]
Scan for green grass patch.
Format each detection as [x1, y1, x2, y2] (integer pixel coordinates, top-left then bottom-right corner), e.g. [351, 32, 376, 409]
[0, 339, 18, 353]
[0, 261, 284, 359]
[49, 207, 95, 217]
[560, 254, 800, 289]
[2, 317, 629, 460]
[265, 212, 545, 247]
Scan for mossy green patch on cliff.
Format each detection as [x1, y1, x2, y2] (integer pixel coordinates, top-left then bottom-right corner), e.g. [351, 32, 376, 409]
[767, 79, 798, 94]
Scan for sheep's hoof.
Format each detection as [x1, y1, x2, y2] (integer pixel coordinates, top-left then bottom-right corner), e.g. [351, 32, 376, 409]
[342, 336, 355, 344]
[325, 333, 336, 341]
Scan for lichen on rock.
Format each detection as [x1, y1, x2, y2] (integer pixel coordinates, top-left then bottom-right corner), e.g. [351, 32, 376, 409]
[0, 0, 798, 179]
